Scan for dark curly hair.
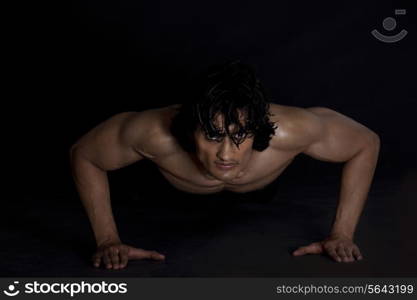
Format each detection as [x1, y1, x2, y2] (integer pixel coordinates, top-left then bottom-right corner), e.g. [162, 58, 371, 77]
[170, 60, 277, 152]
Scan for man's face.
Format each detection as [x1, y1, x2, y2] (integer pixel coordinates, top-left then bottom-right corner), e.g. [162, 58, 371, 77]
[193, 113, 254, 182]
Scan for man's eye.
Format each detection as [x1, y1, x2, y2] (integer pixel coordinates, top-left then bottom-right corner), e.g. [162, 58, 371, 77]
[232, 132, 246, 139]
[206, 133, 222, 141]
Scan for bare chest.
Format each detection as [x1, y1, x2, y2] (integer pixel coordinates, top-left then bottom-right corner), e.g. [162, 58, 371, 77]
[151, 148, 298, 194]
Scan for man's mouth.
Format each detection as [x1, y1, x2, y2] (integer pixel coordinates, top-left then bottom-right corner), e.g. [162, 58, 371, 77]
[214, 161, 237, 170]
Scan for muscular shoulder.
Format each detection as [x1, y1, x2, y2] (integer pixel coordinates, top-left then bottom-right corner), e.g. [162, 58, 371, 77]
[121, 105, 181, 159]
[268, 104, 326, 151]
[70, 105, 180, 170]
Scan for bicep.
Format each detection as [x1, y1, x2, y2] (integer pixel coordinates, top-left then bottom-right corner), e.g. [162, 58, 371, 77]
[71, 112, 145, 171]
[303, 107, 379, 163]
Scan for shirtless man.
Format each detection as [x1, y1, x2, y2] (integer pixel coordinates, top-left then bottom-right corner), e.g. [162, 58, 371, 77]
[70, 61, 380, 270]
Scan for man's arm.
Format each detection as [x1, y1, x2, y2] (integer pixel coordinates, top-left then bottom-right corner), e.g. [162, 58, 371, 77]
[291, 107, 380, 262]
[70, 151, 122, 246]
[70, 111, 166, 269]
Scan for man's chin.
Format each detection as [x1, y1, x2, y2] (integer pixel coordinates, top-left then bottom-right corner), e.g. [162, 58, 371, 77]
[209, 168, 240, 181]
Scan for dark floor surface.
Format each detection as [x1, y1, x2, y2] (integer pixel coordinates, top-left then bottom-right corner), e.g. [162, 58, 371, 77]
[1, 166, 416, 277]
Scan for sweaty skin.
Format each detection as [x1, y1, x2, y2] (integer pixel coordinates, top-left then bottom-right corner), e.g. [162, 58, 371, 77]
[70, 103, 380, 269]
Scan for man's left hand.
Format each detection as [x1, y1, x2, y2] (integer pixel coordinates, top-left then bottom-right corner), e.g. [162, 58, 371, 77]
[292, 234, 363, 263]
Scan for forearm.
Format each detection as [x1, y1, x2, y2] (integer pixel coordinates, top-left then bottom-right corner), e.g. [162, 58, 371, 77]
[70, 153, 121, 245]
[331, 140, 380, 238]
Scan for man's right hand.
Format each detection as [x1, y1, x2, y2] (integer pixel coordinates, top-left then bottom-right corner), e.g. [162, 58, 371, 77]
[92, 242, 166, 269]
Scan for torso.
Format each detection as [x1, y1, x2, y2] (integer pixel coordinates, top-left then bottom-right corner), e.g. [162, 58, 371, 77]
[134, 103, 310, 194]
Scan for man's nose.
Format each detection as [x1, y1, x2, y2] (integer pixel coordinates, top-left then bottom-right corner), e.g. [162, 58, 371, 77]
[216, 138, 236, 161]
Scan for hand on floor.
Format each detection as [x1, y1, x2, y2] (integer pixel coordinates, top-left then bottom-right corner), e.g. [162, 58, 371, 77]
[292, 234, 363, 263]
[92, 242, 166, 269]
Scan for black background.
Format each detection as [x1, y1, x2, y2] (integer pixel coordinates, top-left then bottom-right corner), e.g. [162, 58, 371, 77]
[4, 0, 417, 276]
[13, 0, 416, 197]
